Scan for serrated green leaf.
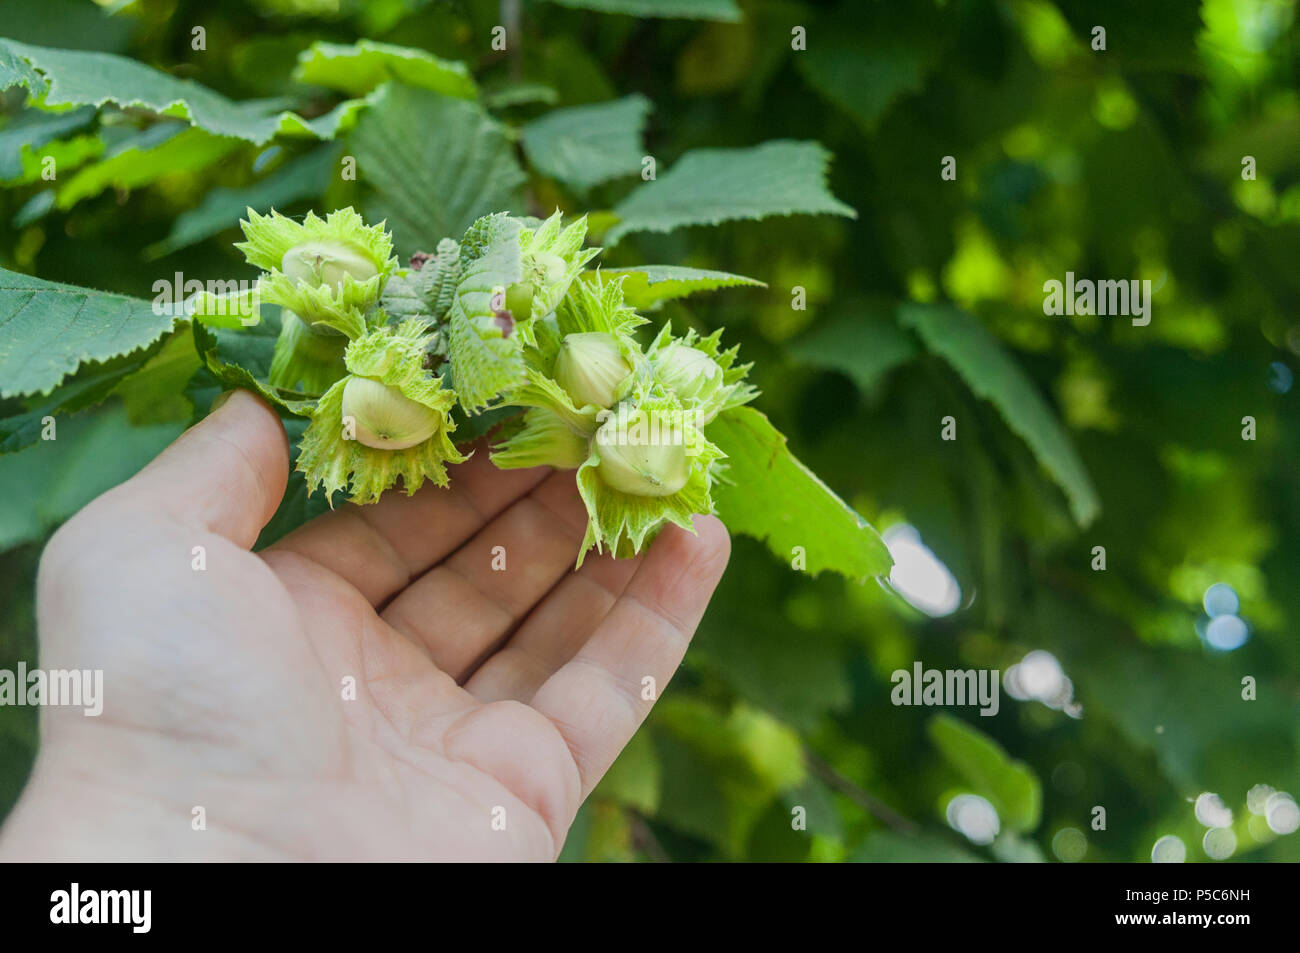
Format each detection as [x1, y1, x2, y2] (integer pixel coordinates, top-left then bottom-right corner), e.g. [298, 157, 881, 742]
[543, 0, 742, 21]
[146, 146, 338, 258]
[707, 406, 891, 580]
[898, 303, 1101, 526]
[0, 347, 166, 455]
[381, 238, 462, 326]
[0, 40, 42, 92]
[928, 713, 1042, 833]
[0, 39, 362, 145]
[790, 312, 918, 392]
[350, 84, 526, 254]
[583, 265, 764, 309]
[0, 267, 180, 399]
[607, 140, 855, 244]
[521, 94, 650, 190]
[293, 40, 476, 100]
[446, 213, 526, 412]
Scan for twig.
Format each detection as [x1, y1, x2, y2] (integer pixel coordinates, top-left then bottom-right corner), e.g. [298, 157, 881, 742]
[501, 0, 522, 80]
[803, 747, 917, 834]
[630, 812, 671, 863]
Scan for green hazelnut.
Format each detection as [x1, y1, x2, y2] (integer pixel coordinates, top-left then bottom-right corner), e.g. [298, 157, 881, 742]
[593, 411, 690, 497]
[553, 332, 634, 409]
[341, 376, 440, 451]
[282, 240, 380, 292]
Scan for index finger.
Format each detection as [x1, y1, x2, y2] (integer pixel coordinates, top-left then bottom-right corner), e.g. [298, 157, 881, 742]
[527, 516, 731, 798]
[95, 389, 289, 549]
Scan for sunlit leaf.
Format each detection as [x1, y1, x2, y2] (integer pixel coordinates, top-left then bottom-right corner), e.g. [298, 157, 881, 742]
[582, 265, 764, 309]
[707, 406, 892, 581]
[293, 40, 476, 99]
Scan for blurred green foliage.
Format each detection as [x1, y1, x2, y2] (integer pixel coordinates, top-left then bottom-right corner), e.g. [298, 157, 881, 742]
[1, 0, 1298, 862]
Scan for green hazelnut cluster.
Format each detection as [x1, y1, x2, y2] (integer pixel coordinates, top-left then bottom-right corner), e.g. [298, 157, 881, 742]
[491, 277, 755, 562]
[204, 206, 755, 562]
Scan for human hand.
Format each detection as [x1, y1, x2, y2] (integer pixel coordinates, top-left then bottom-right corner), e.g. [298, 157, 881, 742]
[0, 390, 729, 861]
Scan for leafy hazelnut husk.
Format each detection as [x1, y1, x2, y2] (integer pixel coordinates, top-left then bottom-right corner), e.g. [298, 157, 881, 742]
[235, 207, 399, 333]
[297, 317, 465, 504]
[509, 273, 651, 425]
[382, 238, 462, 328]
[268, 309, 349, 394]
[445, 214, 529, 413]
[186, 282, 261, 329]
[645, 323, 758, 424]
[490, 407, 590, 470]
[448, 211, 600, 413]
[511, 210, 600, 338]
[574, 392, 724, 566]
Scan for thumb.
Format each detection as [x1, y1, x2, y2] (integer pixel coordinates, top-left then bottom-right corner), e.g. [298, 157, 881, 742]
[103, 389, 290, 549]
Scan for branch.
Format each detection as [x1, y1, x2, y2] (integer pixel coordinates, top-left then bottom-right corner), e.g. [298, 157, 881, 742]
[630, 812, 671, 863]
[803, 747, 917, 834]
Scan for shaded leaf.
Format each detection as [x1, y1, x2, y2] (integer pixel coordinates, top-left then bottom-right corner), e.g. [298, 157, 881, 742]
[191, 312, 316, 418]
[147, 146, 339, 258]
[791, 312, 918, 392]
[55, 124, 243, 209]
[0, 267, 180, 399]
[593, 728, 661, 814]
[898, 303, 1100, 526]
[0, 403, 182, 552]
[851, 830, 986, 863]
[350, 84, 526, 254]
[0, 105, 96, 180]
[797, 17, 944, 131]
[521, 94, 650, 189]
[928, 713, 1042, 833]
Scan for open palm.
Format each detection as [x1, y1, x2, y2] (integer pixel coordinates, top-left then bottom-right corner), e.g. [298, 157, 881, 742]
[0, 391, 728, 862]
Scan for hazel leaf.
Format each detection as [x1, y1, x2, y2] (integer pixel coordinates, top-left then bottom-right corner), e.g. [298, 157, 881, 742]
[706, 406, 891, 581]
[0, 38, 363, 145]
[0, 267, 181, 399]
[582, 265, 765, 310]
[606, 140, 856, 245]
[293, 40, 476, 100]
